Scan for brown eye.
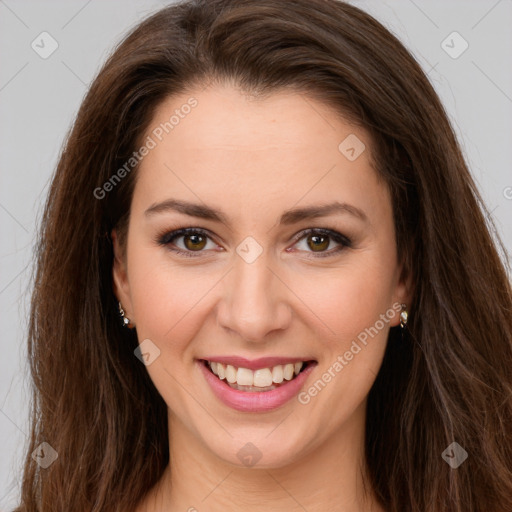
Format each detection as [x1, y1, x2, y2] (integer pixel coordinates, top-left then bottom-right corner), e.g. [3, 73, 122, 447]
[158, 228, 217, 256]
[307, 233, 330, 252]
[183, 233, 207, 251]
[292, 228, 351, 258]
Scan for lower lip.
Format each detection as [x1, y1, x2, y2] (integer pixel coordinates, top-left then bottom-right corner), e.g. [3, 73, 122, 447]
[198, 360, 316, 413]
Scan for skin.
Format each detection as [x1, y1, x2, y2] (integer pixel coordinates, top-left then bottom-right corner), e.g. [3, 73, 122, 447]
[112, 83, 411, 512]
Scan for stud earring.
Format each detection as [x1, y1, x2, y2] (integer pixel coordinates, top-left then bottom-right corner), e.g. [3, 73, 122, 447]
[400, 303, 408, 329]
[118, 301, 133, 328]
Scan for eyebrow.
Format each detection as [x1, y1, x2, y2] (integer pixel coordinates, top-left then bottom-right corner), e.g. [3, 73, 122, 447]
[144, 199, 368, 225]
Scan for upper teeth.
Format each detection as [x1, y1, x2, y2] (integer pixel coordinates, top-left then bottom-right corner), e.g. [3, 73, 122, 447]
[208, 361, 304, 387]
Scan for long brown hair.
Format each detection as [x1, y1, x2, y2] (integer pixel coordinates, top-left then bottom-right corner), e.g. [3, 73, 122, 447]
[16, 1, 512, 511]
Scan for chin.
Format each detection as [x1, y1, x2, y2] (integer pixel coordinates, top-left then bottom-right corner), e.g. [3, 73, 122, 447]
[197, 423, 316, 470]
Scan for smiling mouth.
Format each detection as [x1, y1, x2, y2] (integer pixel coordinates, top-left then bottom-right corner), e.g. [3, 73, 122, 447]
[201, 359, 315, 392]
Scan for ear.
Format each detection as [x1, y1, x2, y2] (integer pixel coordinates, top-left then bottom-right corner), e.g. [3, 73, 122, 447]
[111, 228, 133, 319]
[389, 261, 414, 328]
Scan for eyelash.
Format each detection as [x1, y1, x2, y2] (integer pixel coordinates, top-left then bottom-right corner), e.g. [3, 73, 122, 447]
[156, 227, 352, 259]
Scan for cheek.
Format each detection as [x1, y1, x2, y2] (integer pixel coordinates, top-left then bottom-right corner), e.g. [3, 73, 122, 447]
[290, 253, 398, 344]
[125, 249, 216, 415]
[128, 236, 398, 349]
[126, 244, 226, 363]
[289, 251, 396, 407]
[294, 263, 393, 431]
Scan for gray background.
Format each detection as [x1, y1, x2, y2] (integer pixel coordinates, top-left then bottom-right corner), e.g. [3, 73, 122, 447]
[1, 0, 511, 508]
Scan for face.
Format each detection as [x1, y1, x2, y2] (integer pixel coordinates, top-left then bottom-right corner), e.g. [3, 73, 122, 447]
[113, 84, 409, 468]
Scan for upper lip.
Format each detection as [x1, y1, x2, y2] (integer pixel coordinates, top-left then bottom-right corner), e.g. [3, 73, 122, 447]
[199, 356, 316, 371]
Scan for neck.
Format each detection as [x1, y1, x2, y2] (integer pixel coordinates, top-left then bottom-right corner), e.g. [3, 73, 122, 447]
[139, 404, 384, 512]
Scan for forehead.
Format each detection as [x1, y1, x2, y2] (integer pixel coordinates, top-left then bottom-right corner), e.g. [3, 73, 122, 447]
[132, 85, 389, 227]
[147, 85, 362, 153]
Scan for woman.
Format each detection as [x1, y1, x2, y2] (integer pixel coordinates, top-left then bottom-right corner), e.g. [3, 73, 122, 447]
[16, 0, 512, 511]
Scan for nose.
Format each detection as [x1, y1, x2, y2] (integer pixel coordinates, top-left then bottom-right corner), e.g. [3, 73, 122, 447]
[216, 252, 292, 343]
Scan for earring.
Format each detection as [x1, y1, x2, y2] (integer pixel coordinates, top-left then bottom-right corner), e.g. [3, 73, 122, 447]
[400, 303, 408, 329]
[118, 301, 133, 328]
